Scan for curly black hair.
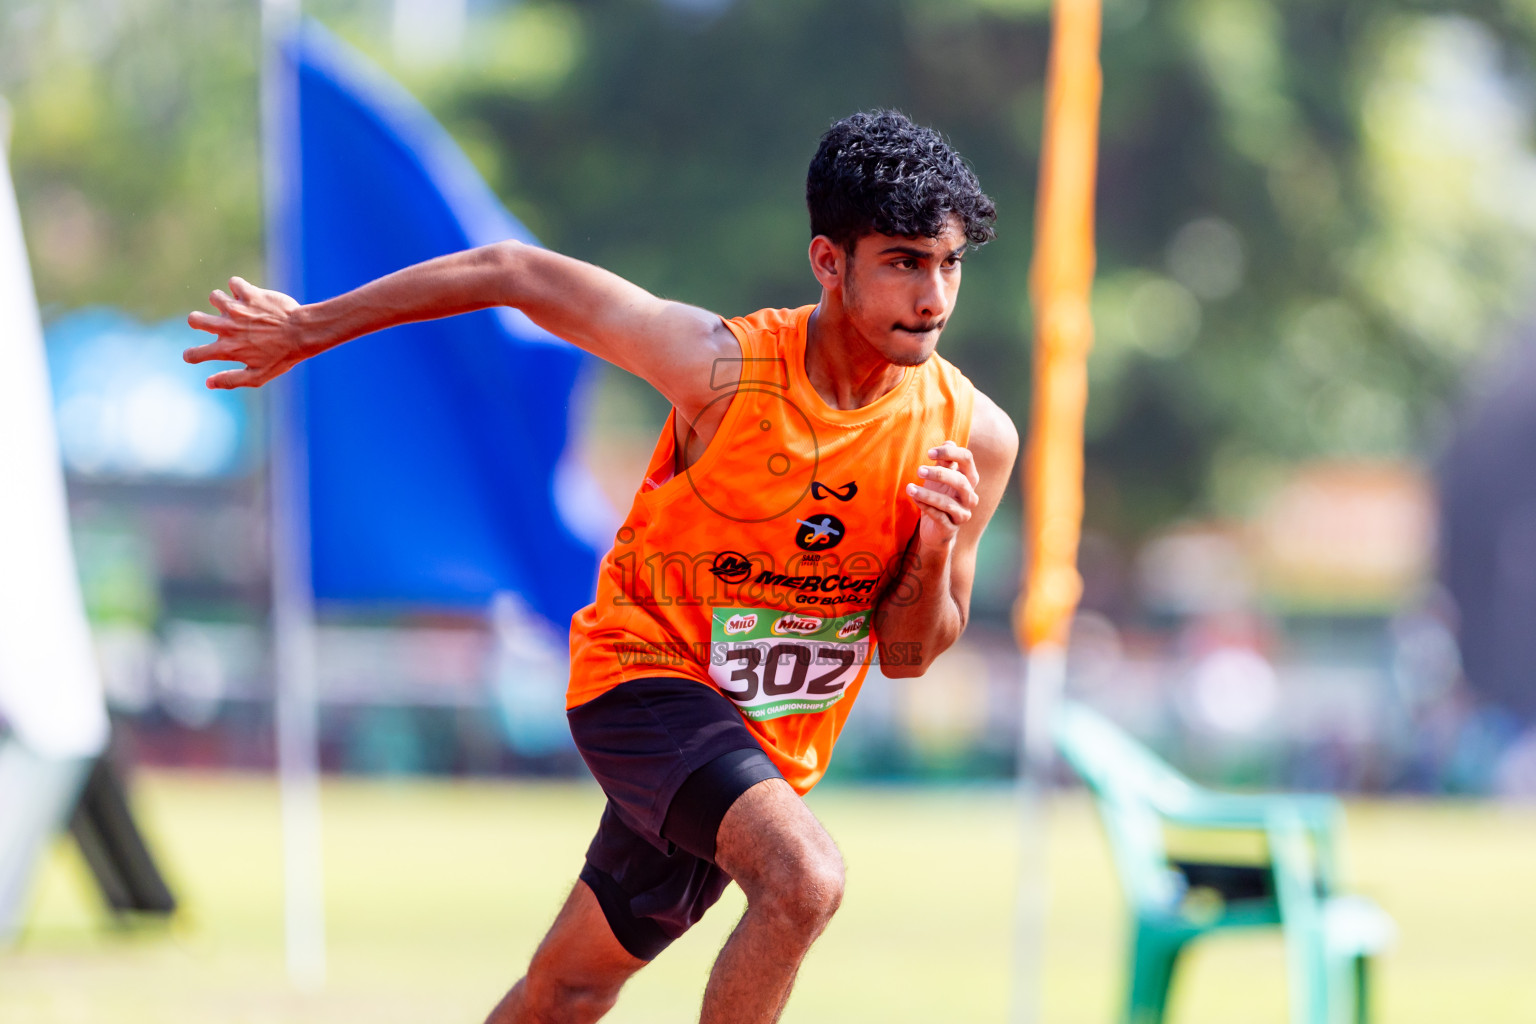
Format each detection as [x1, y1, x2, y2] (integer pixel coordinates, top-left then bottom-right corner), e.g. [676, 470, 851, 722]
[806, 110, 997, 251]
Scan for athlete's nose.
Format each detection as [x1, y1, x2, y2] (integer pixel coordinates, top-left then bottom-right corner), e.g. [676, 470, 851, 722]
[916, 266, 949, 321]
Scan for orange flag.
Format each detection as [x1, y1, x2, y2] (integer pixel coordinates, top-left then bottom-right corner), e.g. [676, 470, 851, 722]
[1017, 0, 1103, 652]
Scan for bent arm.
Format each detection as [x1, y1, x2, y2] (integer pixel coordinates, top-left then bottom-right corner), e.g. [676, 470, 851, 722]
[873, 392, 1019, 677]
[184, 241, 735, 419]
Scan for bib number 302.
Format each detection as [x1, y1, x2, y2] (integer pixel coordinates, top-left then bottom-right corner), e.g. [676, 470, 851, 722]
[709, 607, 872, 721]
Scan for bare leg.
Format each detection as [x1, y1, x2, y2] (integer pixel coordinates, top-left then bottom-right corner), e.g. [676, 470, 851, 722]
[484, 879, 646, 1024]
[700, 778, 845, 1024]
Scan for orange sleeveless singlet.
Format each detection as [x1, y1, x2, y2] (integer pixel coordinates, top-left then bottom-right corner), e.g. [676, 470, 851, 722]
[567, 305, 977, 794]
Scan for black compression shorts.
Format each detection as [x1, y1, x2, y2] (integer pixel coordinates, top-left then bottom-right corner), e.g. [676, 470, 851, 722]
[567, 676, 783, 960]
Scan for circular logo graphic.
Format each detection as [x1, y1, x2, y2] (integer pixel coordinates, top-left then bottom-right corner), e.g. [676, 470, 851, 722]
[684, 387, 819, 524]
[709, 550, 754, 584]
[795, 513, 846, 552]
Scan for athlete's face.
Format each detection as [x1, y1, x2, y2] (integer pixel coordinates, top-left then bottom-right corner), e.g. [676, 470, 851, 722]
[831, 214, 968, 366]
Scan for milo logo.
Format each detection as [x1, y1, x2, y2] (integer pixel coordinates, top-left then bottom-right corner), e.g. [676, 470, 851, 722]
[771, 614, 823, 636]
[723, 613, 758, 636]
[836, 615, 867, 640]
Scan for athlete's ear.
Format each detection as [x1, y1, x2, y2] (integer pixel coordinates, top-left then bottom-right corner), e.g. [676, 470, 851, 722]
[808, 234, 845, 293]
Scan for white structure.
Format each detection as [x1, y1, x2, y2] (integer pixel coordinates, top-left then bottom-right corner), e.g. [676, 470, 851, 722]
[0, 99, 111, 941]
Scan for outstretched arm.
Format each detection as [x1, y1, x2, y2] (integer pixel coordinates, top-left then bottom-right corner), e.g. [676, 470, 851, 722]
[183, 242, 736, 422]
[871, 391, 1019, 677]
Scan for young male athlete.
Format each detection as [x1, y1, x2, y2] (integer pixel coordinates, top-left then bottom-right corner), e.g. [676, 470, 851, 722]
[185, 110, 1019, 1023]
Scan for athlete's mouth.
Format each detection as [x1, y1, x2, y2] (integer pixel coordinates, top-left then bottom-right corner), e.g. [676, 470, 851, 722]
[894, 320, 945, 335]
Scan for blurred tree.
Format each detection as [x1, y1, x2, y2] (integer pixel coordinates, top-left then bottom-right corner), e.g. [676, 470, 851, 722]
[8, 0, 1536, 556]
[1087, 0, 1536, 531]
[0, 0, 263, 318]
[329, 0, 1536, 538]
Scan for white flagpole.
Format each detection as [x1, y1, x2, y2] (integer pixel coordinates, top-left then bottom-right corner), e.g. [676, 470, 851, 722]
[1012, 0, 1102, 1013]
[1010, 644, 1066, 1024]
[261, 0, 325, 989]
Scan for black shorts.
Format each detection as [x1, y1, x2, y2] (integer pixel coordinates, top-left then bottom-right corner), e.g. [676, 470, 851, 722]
[567, 676, 783, 960]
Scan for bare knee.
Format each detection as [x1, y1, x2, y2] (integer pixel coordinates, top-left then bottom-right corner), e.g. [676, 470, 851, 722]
[714, 780, 847, 942]
[751, 839, 845, 940]
[518, 955, 626, 1024]
[488, 879, 644, 1024]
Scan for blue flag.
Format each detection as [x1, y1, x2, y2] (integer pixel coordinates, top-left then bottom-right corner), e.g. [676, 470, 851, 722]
[275, 22, 606, 628]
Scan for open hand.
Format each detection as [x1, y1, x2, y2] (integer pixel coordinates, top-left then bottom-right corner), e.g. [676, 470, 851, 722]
[184, 277, 308, 389]
[906, 439, 981, 549]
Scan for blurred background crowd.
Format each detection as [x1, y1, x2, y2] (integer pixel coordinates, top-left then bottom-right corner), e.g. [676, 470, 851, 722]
[5, 0, 1536, 796]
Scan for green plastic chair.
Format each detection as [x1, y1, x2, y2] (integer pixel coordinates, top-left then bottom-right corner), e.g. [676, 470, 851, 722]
[1052, 700, 1394, 1024]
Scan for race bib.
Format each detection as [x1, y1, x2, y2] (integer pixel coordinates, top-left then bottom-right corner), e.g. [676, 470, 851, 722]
[708, 607, 873, 721]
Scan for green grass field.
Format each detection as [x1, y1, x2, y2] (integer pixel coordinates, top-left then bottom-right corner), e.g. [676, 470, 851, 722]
[3, 773, 1533, 1023]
